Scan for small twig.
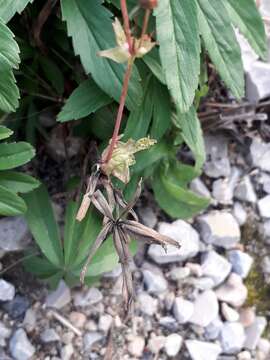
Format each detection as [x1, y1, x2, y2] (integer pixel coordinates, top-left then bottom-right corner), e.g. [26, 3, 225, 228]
[49, 309, 82, 337]
[140, 8, 151, 39]
[120, 0, 133, 53]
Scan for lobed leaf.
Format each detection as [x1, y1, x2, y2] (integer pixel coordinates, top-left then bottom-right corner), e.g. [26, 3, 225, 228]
[0, 0, 34, 23]
[0, 171, 40, 193]
[0, 142, 35, 170]
[0, 184, 26, 216]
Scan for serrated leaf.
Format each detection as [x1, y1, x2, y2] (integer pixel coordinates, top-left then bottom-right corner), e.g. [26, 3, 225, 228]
[197, 0, 244, 99]
[0, 19, 20, 70]
[225, 0, 267, 61]
[60, 0, 142, 111]
[175, 106, 205, 171]
[57, 79, 112, 122]
[0, 184, 26, 216]
[0, 0, 34, 23]
[154, 0, 200, 112]
[0, 171, 40, 193]
[0, 70, 20, 112]
[143, 47, 166, 85]
[0, 142, 35, 170]
[0, 125, 13, 140]
[23, 185, 63, 267]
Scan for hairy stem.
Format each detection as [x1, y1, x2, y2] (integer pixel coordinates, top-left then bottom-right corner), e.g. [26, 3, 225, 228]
[104, 58, 134, 164]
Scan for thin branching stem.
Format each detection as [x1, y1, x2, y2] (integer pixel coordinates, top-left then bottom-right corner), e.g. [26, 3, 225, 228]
[120, 0, 133, 53]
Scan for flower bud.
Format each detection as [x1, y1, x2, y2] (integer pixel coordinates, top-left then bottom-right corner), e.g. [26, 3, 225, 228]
[139, 0, 158, 10]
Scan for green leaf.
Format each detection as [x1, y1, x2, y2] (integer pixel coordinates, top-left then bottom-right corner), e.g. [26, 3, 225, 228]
[154, 0, 200, 112]
[60, 0, 142, 111]
[0, 20, 20, 112]
[0, 171, 40, 193]
[23, 185, 63, 267]
[0, 142, 35, 170]
[225, 0, 267, 61]
[153, 165, 209, 219]
[39, 56, 65, 95]
[0, 0, 34, 23]
[197, 0, 244, 99]
[150, 78, 171, 140]
[0, 125, 13, 140]
[23, 255, 60, 278]
[143, 47, 166, 85]
[175, 106, 205, 171]
[0, 184, 26, 216]
[57, 79, 112, 122]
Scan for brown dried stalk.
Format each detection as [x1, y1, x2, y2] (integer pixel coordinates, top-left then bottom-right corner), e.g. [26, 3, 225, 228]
[80, 180, 180, 314]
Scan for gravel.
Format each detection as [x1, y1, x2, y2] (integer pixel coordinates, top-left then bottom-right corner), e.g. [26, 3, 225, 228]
[9, 329, 35, 360]
[45, 280, 71, 309]
[0, 279, 15, 301]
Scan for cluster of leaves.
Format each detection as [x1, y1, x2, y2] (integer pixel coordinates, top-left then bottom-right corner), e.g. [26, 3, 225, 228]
[0, 0, 267, 285]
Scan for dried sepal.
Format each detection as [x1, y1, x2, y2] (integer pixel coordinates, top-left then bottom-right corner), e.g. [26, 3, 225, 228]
[114, 189, 138, 221]
[91, 190, 114, 220]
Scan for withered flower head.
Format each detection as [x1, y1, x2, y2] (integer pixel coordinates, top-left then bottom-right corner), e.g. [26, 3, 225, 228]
[80, 180, 180, 315]
[101, 136, 156, 183]
[98, 18, 155, 63]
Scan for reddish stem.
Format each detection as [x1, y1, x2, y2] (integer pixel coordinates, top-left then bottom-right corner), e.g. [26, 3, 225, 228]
[120, 0, 133, 53]
[104, 59, 134, 164]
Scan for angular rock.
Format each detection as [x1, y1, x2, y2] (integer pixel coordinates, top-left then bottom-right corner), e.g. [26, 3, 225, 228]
[0, 217, 30, 253]
[23, 309, 36, 331]
[257, 338, 270, 358]
[186, 262, 202, 277]
[190, 178, 211, 199]
[258, 195, 270, 218]
[46, 280, 71, 309]
[148, 335, 165, 354]
[9, 329, 35, 360]
[234, 176, 257, 203]
[261, 173, 270, 194]
[244, 317, 267, 350]
[186, 340, 222, 360]
[188, 277, 215, 291]
[168, 267, 190, 281]
[0, 279, 15, 301]
[201, 250, 232, 286]
[0, 322, 11, 339]
[173, 297, 194, 324]
[83, 332, 103, 351]
[246, 62, 270, 103]
[219, 322, 246, 354]
[164, 334, 183, 357]
[143, 269, 168, 294]
[212, 167, 241, 205]
[2, 295, 29, 320]
[233, 202, 247, 226]
[262, 256, 270, 274]
[261, 220, 270, 244]
[228, 250, 253, 278]
[148, 220, 200, 264]
[204, 135, 231, 178]
[204, 317, 223, 340]
[250, 138, 270, 172]
[221, 303, 239, 322]
[189, 290, 219, 327]
[239, 307, 256, 328]
[98, 314, 113, 333]
[216, 273, 248, 307]
[138, 292, 158, 316]
[40, 328, 60, 343]
[197, 211, 240, 249]
[61, 343, 74, 360]
[238, 350, 252, 360]
[74, 287, 103, 307]
[128, 336, 145, 358]
[159, 316, 178, 332]
[69, 311, 87, 329]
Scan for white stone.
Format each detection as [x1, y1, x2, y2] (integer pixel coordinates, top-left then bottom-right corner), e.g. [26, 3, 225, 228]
[261, 173, 270, 194]
[83, 332, 103, 351]
[189, 290, 219, 327]
[186, 262, 203, 277]
[69, 311, 86, 329]
[216, 273, 248, 308]
[98, 314, 113, 333]
[228, 250, 253, 278]
[169, 267, 191, 281]
[40, 328, 60, 343]
[238, 351, 252, 360]
[0, 279, 15, 301]
[143, 269, 168, 294]
[103, 264, 122, 279]
[201, 250, 232, 286]
[244, 317, 267, 350]
[164, 334, 183, 357]
[45, 280, 71, 309]
[234, 176, 257, 203]
[204, 317, 223, 340]
[233, 202, 247, 226]
[219, 322, 246, 354]
[262, 256, 270, 274]
[221, 303, 239, 322]
[257, 338, 270, 357]
[9, 329, 35, 360]
[0, 322, 11, 339]
[250, 138, 270, 172]
[186, 340, 222, 360]
[198, 211, 240, 249]
[0, 217, 30, 252]
[204, 135, 231, 178]
[138, 292, 158, 316]
[236, 30, 258, 72]
[246, 61, 270, 103]
[212, 167, 241, 205]
[128, 336, 145, 358]
[190, 178, 211, 198]
[261, 220, 270, 244]
[61, 344, 74, 360]
[74, 287, 103, 307]
[258, 195, 270, 218]
[148, 335, 165, 354]
[173, 297, 194, 324]
[148, 220, 200, 264]
[189, 277, 215, 290]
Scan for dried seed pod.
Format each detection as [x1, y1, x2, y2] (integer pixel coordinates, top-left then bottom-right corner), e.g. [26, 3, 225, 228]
[139, 0, 158, 9]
